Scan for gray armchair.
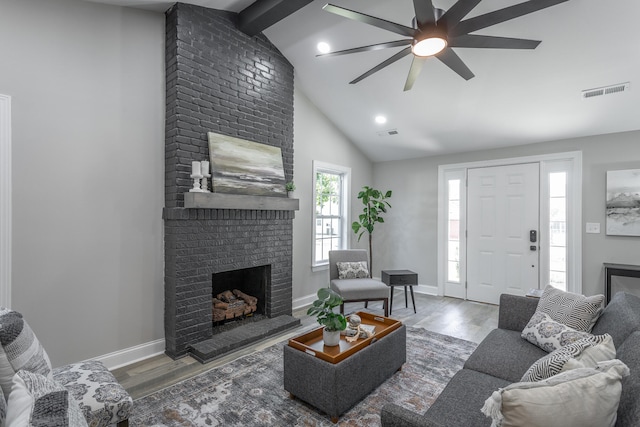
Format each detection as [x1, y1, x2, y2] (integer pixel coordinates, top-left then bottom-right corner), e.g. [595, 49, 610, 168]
[329, 249, 389, 317]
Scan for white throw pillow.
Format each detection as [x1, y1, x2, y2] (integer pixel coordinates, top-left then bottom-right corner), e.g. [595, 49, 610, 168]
[535, 285, 604, 332]
[482, 359, 629, 427]
[521, 333, 615, 382]
[6, 370, 88, 427]
[336, 261, 369, 279]
[521, 311, 592, 353]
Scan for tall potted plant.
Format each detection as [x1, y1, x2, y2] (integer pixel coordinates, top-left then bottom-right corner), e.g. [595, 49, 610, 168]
[307, 288, 347, 346]
[351, 186, 392, 277]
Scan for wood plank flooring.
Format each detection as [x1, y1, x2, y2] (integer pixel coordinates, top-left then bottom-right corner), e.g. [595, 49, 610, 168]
[113, 293, 498, 400]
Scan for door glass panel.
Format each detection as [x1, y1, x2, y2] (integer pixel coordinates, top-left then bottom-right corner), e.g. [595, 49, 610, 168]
[447, 180, 461, 283]
[549, 172, 567, 291]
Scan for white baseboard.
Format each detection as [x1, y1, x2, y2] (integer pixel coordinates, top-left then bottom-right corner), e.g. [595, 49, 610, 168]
[293, 293, 316, 311]
[413, 284, 438, 296]
[96, 338, 166, 371]
[101, 285, 439, 371]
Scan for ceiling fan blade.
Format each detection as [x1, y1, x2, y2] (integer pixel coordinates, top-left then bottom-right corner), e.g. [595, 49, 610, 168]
[436, 48, 474, 80]
[413, 0, 436, 27]
[317, 40, 412, 57]
[323, 4, 416, 38]
[452, 0, 569, 36]
[439, 0, 481, 29]
[350, 47, 412, 84]
[450, 34, 541, 49]
[404, 56, 427, 91]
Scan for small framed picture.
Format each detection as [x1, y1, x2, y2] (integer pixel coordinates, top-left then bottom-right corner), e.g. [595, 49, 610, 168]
[606, 169, 640, 236]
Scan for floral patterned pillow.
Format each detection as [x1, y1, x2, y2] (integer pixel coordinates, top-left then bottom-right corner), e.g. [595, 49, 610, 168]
[521, 311, 592, 353]
[336, 261, 369, 279]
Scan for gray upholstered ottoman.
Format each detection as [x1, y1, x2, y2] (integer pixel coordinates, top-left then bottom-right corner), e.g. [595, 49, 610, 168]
[284, 325, 406, 423]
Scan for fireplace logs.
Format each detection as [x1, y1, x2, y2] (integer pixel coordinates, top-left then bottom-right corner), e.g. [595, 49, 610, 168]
[212, 289, 258, 322]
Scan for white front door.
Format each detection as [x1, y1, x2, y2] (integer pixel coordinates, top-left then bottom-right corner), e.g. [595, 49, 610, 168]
[466, 163, 540, 304]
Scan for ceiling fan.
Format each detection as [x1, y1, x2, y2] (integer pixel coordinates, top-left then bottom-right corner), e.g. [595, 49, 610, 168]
[318, 0, 569, 91]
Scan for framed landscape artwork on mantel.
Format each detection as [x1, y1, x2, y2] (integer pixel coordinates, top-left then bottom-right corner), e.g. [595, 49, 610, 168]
[207, 132, 287, 197]
[606, 169, 640, 236]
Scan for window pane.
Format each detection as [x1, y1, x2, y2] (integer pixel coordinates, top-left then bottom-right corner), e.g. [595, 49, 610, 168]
[448, 200, 460, 220]
[314, 168, 347, 265]
[549, 246, 566, 272]
[550, 271, 566, 290]
[550, 198, 566, 221]
[448, 179, 460, 200]
[448, 241, 459, 261]
[549, 172, 566, 197]
[448, 261, 460, 282]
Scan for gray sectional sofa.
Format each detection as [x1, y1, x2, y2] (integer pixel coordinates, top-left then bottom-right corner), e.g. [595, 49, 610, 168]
[381, 291, 640, 427]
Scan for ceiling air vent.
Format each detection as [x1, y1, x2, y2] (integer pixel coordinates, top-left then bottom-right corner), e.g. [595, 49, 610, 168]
[377, 129, 399, 136]
[582, 82, 630, 99]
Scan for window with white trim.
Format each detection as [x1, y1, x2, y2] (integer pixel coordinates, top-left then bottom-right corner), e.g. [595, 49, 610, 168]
[312, 161, 350, 268]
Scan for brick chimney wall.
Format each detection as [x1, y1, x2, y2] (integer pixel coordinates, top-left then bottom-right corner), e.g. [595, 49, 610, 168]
[163, 3, 295, 359]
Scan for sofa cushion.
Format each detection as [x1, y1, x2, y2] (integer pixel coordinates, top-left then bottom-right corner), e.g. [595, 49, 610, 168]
[6, 370, 88, 427]
[521, 311, 592, 352]
[424, 369, 510, 427]
[535, 285, 604, 332]
[521, 334, 615, 382]
[0, 308, 53, 400]
[464, 328, 547, 383]
[615, 331, 640, 427]
[336, 261, 369, 279]
[591, 292, 640, 349]
[482, 359, 629, 427]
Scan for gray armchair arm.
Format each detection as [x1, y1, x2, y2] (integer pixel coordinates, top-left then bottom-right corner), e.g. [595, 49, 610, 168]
[497, 294, 539, 332]
[381, 403, 444, 427]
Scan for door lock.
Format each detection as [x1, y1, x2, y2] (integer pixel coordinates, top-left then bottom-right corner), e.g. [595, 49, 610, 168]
[529, 230, 537, 243]
[530, 245, 537, 251]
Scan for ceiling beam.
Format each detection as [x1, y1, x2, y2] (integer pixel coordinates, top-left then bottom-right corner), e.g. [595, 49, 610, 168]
[237, 0, 313, 36]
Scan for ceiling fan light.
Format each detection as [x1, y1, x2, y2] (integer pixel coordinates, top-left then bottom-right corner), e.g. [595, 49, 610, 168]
[412, 37, 447, 57]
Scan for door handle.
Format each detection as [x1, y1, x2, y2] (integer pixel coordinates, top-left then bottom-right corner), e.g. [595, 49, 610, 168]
[530, 245, 537, 251]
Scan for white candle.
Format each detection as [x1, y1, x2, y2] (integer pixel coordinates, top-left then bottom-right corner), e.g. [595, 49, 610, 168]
[191, 161, 201, 176]
[200, 160, 210, 176]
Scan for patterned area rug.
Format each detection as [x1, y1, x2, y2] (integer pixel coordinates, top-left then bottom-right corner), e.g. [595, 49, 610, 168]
[131, 327, 477, 426]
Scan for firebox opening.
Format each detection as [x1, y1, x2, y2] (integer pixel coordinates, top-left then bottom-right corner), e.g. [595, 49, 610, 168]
[212, 265, 270, 325]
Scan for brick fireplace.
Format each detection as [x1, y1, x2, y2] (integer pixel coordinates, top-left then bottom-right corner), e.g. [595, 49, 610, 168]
[163, 3, 298, 360]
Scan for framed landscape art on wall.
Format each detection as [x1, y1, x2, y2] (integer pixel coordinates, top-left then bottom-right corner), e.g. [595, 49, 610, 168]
[606, 169, 640, 236]
[208, 132, 287, 197]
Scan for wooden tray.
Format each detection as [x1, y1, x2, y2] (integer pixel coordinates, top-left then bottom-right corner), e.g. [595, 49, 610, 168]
[288, 311, 402, 364]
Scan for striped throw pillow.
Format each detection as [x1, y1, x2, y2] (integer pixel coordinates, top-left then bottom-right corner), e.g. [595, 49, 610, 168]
[0, 308, 53, 400]
[521, 334, 615, 382]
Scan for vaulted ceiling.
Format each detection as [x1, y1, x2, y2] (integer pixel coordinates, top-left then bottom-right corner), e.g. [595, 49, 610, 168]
[89, 0, 640, 162]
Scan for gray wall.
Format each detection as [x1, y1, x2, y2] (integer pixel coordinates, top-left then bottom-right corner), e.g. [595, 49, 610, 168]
[373, 131, 640, 298]
[291, 80, 373, 306]
[1, 0, 165, 366]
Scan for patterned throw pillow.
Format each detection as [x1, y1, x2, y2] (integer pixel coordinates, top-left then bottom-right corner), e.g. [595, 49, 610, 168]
[5, 370, 88, 427]
[336, 261, 369, 279]
[521, 311, 592, 353]
[521, 334, 615, 382]
[535, 285, 604, 332]
[0, 308, 53, 400]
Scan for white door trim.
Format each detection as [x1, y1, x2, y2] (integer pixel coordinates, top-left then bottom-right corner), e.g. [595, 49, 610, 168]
[438, 151, 583, 298]
[0, 94, 11, 308]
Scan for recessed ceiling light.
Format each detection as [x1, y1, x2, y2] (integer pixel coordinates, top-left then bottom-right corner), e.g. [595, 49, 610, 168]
[317, 42, 331, 54]
[375, 115, 387, 124]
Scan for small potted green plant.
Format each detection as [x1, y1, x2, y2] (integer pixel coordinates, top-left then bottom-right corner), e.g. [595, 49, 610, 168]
[307, 288, 347, 346]
[285, 181, 296, 197]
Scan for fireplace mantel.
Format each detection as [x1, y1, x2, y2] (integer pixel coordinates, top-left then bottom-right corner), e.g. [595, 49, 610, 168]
[184, 192, 299, 211]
